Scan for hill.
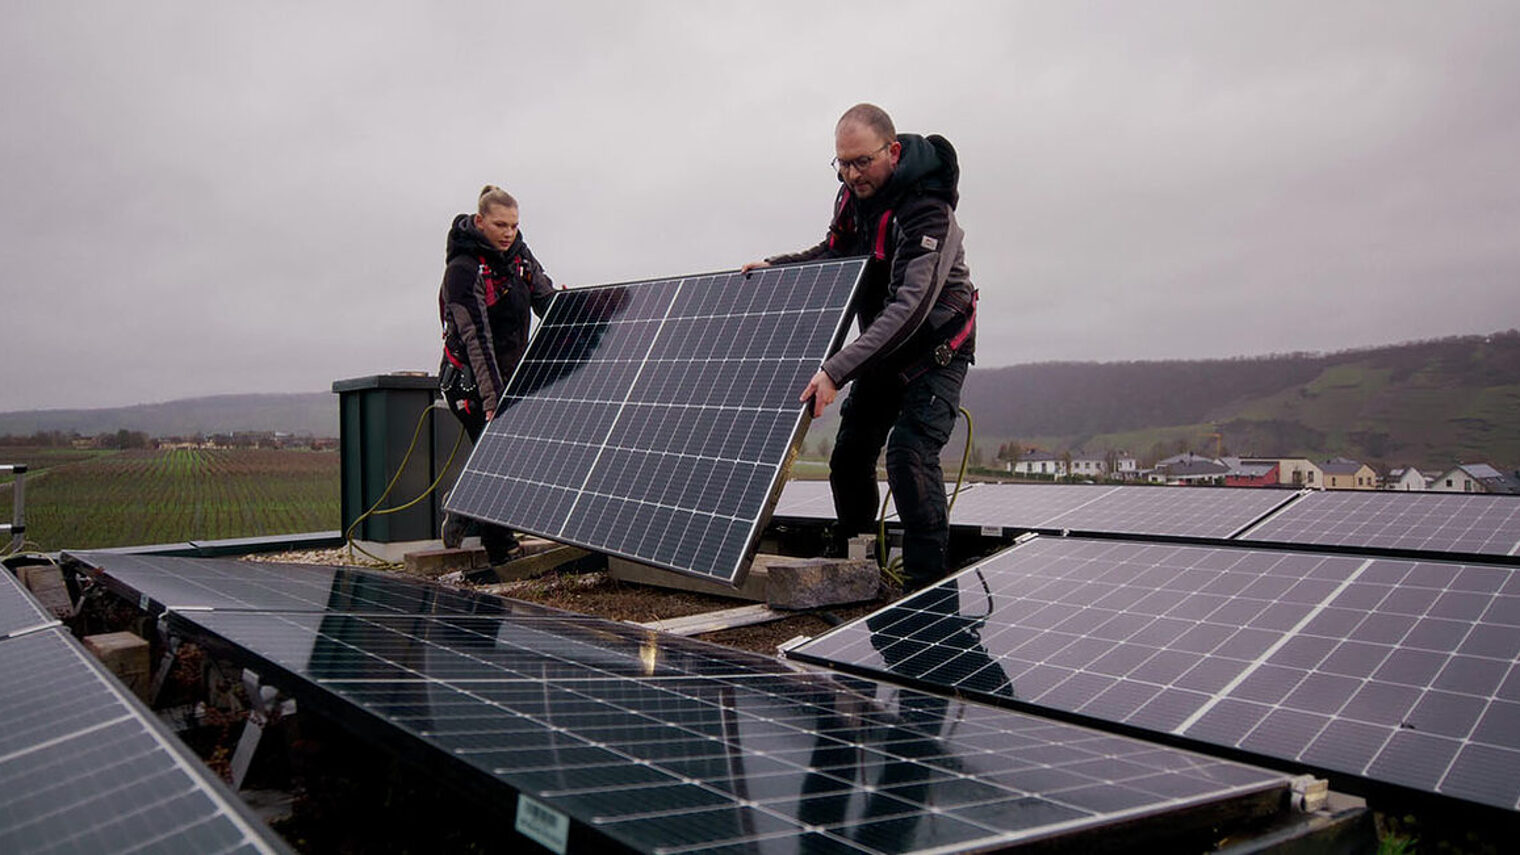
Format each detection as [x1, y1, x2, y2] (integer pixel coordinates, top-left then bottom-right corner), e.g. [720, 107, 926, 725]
[0, 392, 338, 438]
[959, 330, 1520, 471]
[6, 331, 1519, 471]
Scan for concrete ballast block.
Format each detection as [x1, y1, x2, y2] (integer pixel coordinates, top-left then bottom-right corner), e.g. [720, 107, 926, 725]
[83, 631, 152, 702]
[18, 565, 74, 619]
[766, 558, 879, 610]
[404, 546, 488, 577]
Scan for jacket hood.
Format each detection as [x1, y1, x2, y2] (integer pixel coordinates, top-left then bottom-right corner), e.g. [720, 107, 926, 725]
[446, 213, 521, 263]
[883, 133, 960, 209]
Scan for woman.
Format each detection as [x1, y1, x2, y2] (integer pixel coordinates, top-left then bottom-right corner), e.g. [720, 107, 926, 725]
[438, 185, 557, 563]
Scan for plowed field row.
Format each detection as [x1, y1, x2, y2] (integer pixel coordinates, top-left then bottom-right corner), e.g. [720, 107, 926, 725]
[1, 448, 338, 550]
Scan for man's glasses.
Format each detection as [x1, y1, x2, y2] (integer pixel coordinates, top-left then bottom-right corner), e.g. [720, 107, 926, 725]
[831, 143, 890, 174]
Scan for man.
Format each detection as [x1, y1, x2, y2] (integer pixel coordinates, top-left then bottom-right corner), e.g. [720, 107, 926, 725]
[744, 104, 977, 591]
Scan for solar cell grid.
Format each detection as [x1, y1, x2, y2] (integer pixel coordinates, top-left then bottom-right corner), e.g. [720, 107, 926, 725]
[1, 565, 54, 637]
[163, 594, 1291, 854]
[943, 483, 1118, 530]
[1243, 490, 1520, 558]
[63, 551, 551, 617]
[944, 484, 1299, 539]
[447, 260, 866, 585]
[0, 627, 288, 855]
[1045, 486, 1299, 539]
[771, 478, 839, 520]
[77, 552, 1294, 853]
[771, 480, 906, 522]
[791, 536, 1520, 811]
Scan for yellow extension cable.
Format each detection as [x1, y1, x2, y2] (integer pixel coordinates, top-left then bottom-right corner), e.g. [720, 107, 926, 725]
[343, 403, 466, 568]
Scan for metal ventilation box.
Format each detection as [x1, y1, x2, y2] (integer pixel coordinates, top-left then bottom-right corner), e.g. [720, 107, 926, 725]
[332, 374, 470, 556]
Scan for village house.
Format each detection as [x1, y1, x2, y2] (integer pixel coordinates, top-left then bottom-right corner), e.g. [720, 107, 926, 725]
[1431, 463, 1520, 494]
[1320, 457, 1377, 490]
[1068, 453, 1108, 479]
[1275, 458, 1322, 488]
[1010, 450, 1065, 478]
[1145, 453, 1230, 485]
[1384, 466, 1430, 491]
[1222, 457, 1281, 488]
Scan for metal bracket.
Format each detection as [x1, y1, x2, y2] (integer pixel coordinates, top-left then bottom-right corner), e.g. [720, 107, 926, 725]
[147, 629, 178, 708]
[229, 668, 297, 791]
[1289, 774, 1329, 812]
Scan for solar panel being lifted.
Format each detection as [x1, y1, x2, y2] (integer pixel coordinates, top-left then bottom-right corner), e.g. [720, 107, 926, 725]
[791, 536, 1520, 813]
[446, 260, 865, 585]
[1242, 490, 1520, 559]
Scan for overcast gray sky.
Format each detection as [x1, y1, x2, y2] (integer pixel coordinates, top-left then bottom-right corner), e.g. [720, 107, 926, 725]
[3, 1, 1517, 413]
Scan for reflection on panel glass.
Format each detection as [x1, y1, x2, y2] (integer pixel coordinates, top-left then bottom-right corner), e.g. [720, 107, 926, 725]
[794, 536, 1520, 812]
[179, 607, 1289, 854]
[80, 551, 1296, 853]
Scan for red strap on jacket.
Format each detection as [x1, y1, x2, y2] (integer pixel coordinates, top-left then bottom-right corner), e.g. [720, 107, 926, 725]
[873, 209, 893, 260]
[827, 189, 851, 250]
[948, 290, 978, 350]
[825, 188, 893, 260]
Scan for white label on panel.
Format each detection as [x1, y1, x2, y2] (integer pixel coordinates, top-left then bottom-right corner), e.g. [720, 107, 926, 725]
[515, 794, 569, 854]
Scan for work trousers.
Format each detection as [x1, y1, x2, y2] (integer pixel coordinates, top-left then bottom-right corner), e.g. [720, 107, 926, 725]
[829, 354, 970, 592]
[446, 395, 520, 564]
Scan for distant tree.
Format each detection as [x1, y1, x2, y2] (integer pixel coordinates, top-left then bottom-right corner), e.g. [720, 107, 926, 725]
[1001, 440, 1022, 468]
[1146, 442, 1169, 467]
[1059, 450, 1073, 480]
[109, 429, 149, 450]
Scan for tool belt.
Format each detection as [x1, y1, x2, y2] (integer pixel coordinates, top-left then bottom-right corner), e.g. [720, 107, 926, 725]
[439, 352, 479, 414]
[899, 290, 977, 383]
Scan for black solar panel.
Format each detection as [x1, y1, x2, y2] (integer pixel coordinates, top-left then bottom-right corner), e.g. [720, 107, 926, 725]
[1, 566, 55, 638]
[63, 551, 551, 617]
[446, 260, 866, 586]
[78, 552, 1295, 853]
[943, 484, 1118, 532]
[771, 478, 840, 520]
[946, 484, 1299, 539]
[771, 479, 906, 522]
[0, 627, 289, 855]
[175, 612, 1289, 853]
[791, 536, 1520, 812]
[1050, 486, 1300, 539]
[1242, 490, 1520, 558]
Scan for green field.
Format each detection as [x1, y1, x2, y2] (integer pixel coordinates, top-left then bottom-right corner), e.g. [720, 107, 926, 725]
[0, 447, 339, 551]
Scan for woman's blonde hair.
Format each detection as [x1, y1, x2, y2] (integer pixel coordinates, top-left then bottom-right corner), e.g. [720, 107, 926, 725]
[478, 184, 518, 215]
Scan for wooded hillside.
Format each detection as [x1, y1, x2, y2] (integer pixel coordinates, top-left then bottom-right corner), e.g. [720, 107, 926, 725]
[959, 331, 1520, 470]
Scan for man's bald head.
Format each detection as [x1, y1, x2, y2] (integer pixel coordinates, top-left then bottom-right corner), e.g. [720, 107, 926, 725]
[833, 103, 901, 200]
[837, 103, 896, 143]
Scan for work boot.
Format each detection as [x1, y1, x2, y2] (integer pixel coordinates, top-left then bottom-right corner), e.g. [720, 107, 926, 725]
[482, 527, 522, 566]
[440, 512, 467, 549]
